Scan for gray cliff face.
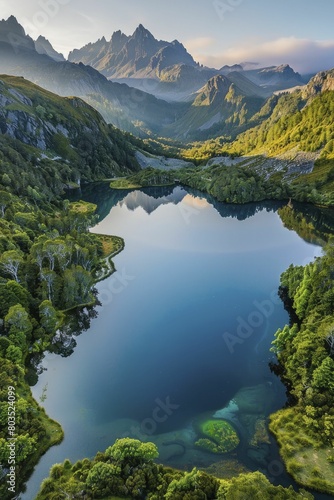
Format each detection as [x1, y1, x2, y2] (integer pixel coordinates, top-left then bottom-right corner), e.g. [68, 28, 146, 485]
[0, 80, 73, 150]
[303, 69, 334, 97]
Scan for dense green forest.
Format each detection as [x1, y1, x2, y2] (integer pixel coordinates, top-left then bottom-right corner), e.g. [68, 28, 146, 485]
[228, 90, 334, 158]
[270, 239, 334, 494]
[35, 438, 312, 499]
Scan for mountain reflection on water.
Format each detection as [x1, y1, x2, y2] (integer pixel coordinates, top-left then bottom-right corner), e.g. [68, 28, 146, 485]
[71, 183, 286, 221]
[70, 183, 334, 236]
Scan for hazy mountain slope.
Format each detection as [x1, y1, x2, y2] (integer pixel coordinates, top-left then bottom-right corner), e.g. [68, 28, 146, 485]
[34, 35, 65, 62]
[245, 64, 304, 90]
[111, 64, 218, 103]
[225, 71, 271, 98]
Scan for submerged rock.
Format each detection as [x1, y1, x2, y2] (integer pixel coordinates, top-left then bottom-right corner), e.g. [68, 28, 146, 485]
[213, 383, 274, 422]
[233, 383, 274, 414]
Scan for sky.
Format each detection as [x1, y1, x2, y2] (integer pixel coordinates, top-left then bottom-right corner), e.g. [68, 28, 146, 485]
[1, 0, 334, 73]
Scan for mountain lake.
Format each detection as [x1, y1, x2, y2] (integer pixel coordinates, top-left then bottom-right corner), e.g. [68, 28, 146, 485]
[23, 185, 332, 499]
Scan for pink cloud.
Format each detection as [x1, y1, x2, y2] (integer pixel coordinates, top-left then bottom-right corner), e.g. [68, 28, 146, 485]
[199, 37, 334, 73]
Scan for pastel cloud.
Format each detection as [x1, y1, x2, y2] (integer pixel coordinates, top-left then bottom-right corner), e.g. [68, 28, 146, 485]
[184, 37, 215, 53]
[200, 37, 334, 73]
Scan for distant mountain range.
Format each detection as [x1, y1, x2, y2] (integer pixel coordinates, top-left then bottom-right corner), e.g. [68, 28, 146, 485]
[0, 16, 319, 142]
[68, 24, 305, 100]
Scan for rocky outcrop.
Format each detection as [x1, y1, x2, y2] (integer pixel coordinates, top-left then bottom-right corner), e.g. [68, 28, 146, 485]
[303, 68, 334, 97]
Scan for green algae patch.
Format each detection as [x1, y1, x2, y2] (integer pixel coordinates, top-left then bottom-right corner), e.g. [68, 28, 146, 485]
[195, 419, 240, 454]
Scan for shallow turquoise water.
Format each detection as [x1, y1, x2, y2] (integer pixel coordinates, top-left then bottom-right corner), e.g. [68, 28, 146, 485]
[22, 186, 324, 498]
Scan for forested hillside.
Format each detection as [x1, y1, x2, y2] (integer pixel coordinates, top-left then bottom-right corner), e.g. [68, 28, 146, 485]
[270, 239, 334, 494]
[229, 90, 334, 157]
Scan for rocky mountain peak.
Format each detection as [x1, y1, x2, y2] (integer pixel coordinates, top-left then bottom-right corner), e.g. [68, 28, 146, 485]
[0, 15, 35, 50]
[209, 74, 230, 89]
[267, 64, 298, 76]
[110, 29, 128, 54]
[132, 24, 154, 40]
[194, 74, 232, 106]
[3, 15, 21, 29]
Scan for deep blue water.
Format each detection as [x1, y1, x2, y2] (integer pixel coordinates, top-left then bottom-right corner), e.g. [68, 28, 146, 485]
[22, 186, 327, 499]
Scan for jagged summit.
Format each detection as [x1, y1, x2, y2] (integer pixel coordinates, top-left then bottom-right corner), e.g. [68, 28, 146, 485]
[4, 15, 19, 24]
[0, 15, 35, 50]
[133, 24, 154, 38]
[68, 24, 197, 79]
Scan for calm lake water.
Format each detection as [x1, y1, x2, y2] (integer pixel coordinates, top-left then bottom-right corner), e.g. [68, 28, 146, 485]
[22, 185, 325, 499]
